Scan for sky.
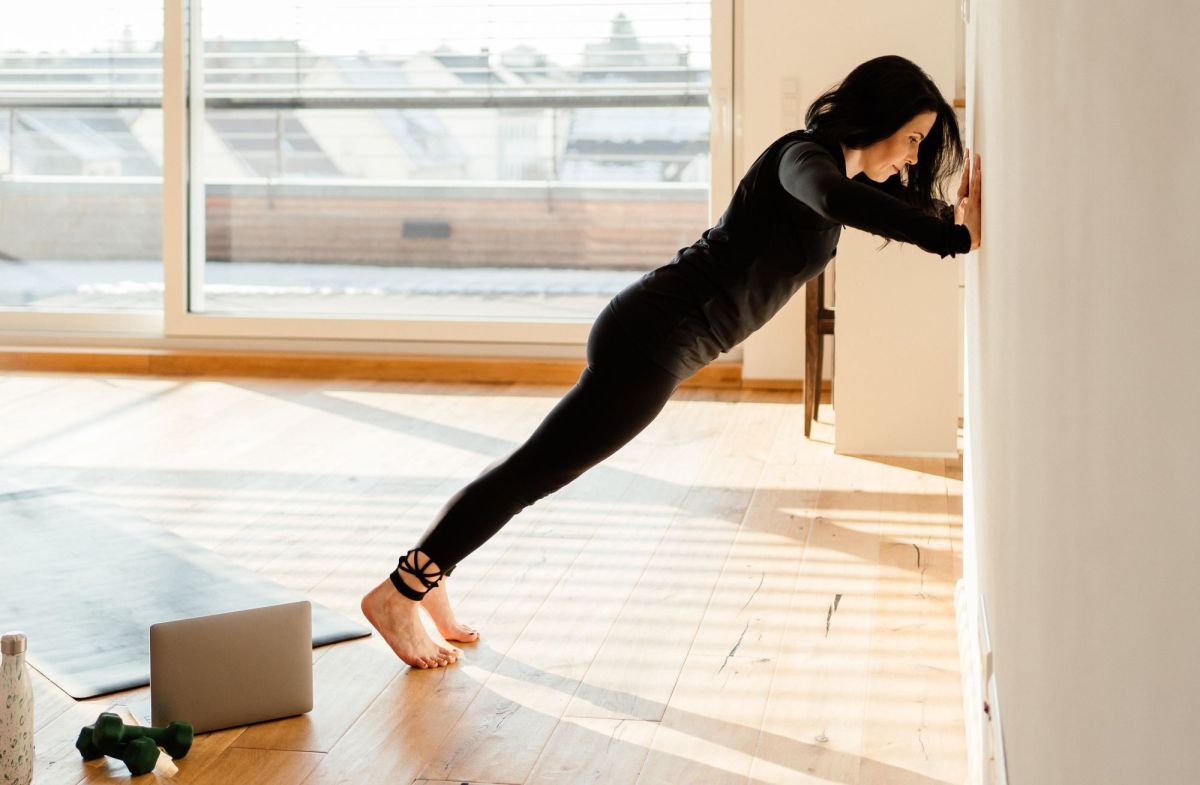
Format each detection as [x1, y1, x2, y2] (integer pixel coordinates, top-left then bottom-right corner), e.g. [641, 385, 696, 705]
[1, 1, 711, 66]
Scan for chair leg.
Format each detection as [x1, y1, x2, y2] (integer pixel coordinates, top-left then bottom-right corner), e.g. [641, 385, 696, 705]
[812, 333, 824, 422]
[804, 278, 820, 438]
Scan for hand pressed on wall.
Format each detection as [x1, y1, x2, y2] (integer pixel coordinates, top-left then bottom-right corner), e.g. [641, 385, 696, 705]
[955, 150, 983, 250]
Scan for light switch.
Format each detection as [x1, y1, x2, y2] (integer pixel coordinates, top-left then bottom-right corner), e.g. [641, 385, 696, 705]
[781, 77, 802, 132]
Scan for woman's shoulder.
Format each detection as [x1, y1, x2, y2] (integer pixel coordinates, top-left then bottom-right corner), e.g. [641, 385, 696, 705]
[735, 130, 840, 184]
[771, 130, 845, 179]
[774, 129, 839, 162]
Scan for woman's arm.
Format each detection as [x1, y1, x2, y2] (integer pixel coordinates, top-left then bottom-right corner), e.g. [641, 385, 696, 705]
[778, 141, 972, 257]
[862, 172, 956, 223]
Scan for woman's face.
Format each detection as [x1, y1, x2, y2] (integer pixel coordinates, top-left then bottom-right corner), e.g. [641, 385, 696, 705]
[859, 111, 938, 182]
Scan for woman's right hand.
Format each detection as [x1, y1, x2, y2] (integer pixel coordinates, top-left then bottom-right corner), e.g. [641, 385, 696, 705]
[955, 150, 982, 251]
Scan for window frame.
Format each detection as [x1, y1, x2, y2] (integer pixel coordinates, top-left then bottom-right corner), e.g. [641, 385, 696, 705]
[0, 0, 735, 357]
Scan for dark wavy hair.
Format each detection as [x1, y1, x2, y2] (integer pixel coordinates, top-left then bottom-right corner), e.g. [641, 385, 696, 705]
[805, 55, 962, 215]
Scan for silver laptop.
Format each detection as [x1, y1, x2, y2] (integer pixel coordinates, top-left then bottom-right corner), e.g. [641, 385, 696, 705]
[149, 601, 314, 733]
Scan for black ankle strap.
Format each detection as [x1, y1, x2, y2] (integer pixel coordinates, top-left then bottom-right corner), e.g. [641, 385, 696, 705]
[389, 549, 445, 601]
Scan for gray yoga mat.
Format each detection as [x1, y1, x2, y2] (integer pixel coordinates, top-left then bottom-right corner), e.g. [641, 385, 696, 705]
[0, 486, 371, 699]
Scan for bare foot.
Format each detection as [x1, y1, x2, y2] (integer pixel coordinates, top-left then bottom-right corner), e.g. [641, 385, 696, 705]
[361, 578, 460, 669]
[422, 581, 480, 643]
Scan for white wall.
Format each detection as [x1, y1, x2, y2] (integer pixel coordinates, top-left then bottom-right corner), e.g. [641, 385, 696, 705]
[964, 0, 1200, 781]
[734, 0, 962, 461]
[834, 231, 962, 456]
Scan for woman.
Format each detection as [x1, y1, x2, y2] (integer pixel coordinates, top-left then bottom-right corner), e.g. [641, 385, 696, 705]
[362, 54, 983, 668]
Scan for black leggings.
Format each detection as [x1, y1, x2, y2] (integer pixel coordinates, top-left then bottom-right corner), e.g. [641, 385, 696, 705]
[413, 302, 686, 577]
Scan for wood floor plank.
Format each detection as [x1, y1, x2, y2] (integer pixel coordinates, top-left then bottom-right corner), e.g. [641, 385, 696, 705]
[212, 379, 487, 576]
[30, 665, 77, 733]
[299, 380, 566, 622]
[298, 648, 507, 785]
[4, 377, 319, 549]
[4, 374, 968, 785]
[109, 378, 408, 564]
[29, 692, 144, 785]
[0, 376, 182, 471]
[239, 383, 559, 762]
[944, 458, 964, 581]
[524, 718, 659, 785]
[410, 391, 751, 784]
[0, 373, 72, 419]
[564, 392, 787, 724]
[747, 451, 887, 785]
[28, 686, 245, 785]
[187, 747, 323, 785]
[553, 405, 726, 725]
[298, 388, 700, 785]
[548, 393, 787, 785]
[269, 381, 529, 602]
[628, 398, 828, 785]
[857, 458, 964, 785]
[199, 379, 439, 573]
[686, 395, 828, 662]
[634, 652, 775, 785]
[232, 638, 406, 754]
[77, 725, 246, 784]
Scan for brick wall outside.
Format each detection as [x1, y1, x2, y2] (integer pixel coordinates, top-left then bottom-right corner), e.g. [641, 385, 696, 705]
[1, 180, 709, 270]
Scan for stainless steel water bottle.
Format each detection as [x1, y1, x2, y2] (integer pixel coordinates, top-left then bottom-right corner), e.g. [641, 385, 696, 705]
[0, 632, 34, 785]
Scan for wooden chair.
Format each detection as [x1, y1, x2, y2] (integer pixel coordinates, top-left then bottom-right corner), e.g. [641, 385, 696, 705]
[804, 268, 835, 437]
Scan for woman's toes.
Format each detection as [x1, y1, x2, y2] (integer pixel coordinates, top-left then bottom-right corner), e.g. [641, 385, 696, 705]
[440, 623, 478, 643]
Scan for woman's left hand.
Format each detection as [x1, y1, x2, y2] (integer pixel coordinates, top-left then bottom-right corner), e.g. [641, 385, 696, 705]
[955, 149, 982, 250]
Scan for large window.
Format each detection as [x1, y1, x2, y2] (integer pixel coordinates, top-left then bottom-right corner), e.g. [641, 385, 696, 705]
[0, 1, 713, 331]
[0, 2, 164, 313]
[194, 1, 712, 321]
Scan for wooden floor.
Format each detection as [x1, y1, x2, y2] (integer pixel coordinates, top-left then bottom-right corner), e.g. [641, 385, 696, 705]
[2, 372, 966, 785]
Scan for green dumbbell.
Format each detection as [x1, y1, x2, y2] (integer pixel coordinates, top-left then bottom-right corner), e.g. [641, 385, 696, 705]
[75, 722, 160, 777]
[75, 724, 104, 760]
[91, 712, 194, 760]
[117, 736, 161, 776]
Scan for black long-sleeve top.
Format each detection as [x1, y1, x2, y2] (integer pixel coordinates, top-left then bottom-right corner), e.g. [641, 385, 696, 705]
[608, 128, 972, 379]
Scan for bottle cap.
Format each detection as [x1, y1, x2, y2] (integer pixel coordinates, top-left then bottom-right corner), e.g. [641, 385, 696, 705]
[1, 632, 27, 656]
